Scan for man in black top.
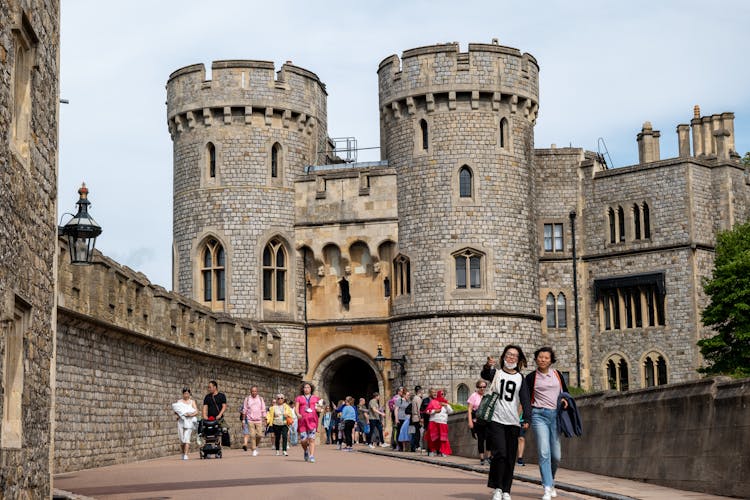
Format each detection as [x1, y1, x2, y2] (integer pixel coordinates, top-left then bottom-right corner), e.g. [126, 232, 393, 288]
[202, 380, 227, 422]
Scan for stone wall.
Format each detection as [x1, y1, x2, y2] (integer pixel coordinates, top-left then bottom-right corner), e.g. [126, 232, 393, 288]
[0, 1, 59, 498]
[450, 377, 750, 498]
[54, 241, 300, 472]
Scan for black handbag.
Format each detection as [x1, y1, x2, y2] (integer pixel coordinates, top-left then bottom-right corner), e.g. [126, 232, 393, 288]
[475, 371, 500, 424]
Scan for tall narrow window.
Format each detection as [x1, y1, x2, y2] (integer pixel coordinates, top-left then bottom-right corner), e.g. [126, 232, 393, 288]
[644, 353, 668, 387]
[633, 204, 641, 240]
[553, 223, 564, 251]
[457, 384, 469, 404]
[271, 142, 282, 178]
[499, 118, 508, 149]
[656, 356, 667, 385]
[207, 142, 216, 178]
[618, 206, 625, 242]
[262, 239, 287, 302]
[2, 299, 29, 448]
[618, 358, 629, 391]
[644, 357, 655, 387]
[633, 289, 642, 327]
[454, 249, 483, 289]
[611, 292, 621, 329]
[603, 293, 611, 331]
[646, 288, 655, 326]
[201, 239, 226, 308]
[11, 22, 35, 162]
[544, 224, 553, 252]
[394, 255, 411, 296]
[546, 293, 556, 328]
[557, 293, 567, 328]
[608, 208, 616, 244]
[607, 360, 617, 390]
[420, 119, 428, 150]
[624, 290, 633, 329]
[459, 166, 473, 198]
[606, 355, 629, 391]
[643, 202, 651, 238]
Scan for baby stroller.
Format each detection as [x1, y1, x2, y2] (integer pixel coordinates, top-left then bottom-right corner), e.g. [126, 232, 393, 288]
[197, 418, 223, 459]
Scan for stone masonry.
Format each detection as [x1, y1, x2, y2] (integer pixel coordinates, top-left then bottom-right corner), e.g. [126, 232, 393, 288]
[0, 1, 60, 498]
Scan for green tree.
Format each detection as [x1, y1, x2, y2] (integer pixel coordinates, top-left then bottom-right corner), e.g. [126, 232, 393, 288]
[698, 221, 750, 377]
[742, 151, 750, 166]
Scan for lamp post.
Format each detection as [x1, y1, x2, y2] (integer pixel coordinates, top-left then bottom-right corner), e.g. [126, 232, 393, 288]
[59, 183, 102, 264]
[374, 343, 407, 388]
[569, 210, 581, 386]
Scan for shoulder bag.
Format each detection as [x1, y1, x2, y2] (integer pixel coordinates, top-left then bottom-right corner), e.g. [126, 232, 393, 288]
[475, 370, 501, 424]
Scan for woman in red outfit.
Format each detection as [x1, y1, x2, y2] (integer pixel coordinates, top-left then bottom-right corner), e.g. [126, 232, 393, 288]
[426, 390, 453, 456]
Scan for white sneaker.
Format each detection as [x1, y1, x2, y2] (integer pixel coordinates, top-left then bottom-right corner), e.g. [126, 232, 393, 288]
[492, 489, 503, 500]
[368, 444, 374, 449]
[283, 451, 288, 456]
[275, 450, 280, 456]
[252, 449, 258, 456]
[549, 487, 557, 498]
[542, 487, 552, 500]
[502, 493, 511, 500]
[182, 454, 188, 460]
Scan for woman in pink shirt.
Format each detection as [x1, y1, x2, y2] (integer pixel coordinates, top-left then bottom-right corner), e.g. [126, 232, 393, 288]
[294, 382, 321, 463]
[466, 379, 490, 465]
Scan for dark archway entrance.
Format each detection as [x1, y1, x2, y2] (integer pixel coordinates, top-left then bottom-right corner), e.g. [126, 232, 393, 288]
[320, 355, 379, 406]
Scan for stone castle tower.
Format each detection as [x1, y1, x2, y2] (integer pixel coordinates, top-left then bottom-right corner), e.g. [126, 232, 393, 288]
[167, 60, 329, 371]
[378, 42, 542, 388]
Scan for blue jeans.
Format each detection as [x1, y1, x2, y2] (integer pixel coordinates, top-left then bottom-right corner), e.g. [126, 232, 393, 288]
[532, 407, 561, 488]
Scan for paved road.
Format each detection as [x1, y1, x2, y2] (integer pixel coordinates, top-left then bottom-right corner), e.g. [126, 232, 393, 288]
[54, 446, 597, 500]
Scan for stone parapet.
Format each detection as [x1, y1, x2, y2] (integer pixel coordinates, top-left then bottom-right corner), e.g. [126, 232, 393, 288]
[57, 238, 284, 370]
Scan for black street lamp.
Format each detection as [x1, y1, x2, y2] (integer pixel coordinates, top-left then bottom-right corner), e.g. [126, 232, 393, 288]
[59, 183, 102, 264]
[374, 343, 407, 387]
[569, 210, 581, 386]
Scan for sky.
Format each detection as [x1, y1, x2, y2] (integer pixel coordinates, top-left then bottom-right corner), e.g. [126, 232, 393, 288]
[58, 0, 750, 289]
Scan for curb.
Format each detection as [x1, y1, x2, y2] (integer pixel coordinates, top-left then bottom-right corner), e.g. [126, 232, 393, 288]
[53, 489, 97, 500]
[358, 449, 637, 500]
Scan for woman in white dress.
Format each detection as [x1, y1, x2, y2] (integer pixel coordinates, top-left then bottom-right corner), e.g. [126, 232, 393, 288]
[172, 387, 199, 460]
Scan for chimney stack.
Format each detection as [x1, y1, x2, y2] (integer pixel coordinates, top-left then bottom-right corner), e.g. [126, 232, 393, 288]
[637, 121, 661, 163]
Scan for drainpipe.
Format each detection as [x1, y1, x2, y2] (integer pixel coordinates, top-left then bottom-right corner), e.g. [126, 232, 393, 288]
[303, 247, 309, 375]
[569, 211, 582, 386]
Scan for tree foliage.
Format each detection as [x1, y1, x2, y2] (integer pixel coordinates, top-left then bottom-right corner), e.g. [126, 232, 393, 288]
[742, 151, 750, 166]
[698, 221, 750, 377]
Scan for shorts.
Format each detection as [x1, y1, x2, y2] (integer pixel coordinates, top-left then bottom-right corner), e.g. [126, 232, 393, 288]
[299, 430, 317, 440]
[177, 423, 192, 444]
[519, 426, 527, 438]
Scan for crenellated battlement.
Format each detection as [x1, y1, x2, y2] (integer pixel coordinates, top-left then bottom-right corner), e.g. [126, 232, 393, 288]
[56, 238, 285, 371]
[166, 59, 327, 139]
[377, 40, 539, 122]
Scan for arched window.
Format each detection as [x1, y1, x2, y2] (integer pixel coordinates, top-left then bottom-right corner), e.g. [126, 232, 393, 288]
[499, 118, 508, 149]
[606, 355, 629, 391]
[618, 206, 625, 242]
[271, 142, 282, 178]
[642, 202, 651, 238]
[457, 384, 469, 404]
[557, 293, 567, 328]
[454, 249, 483, 289]
[633, 204, 641, 240]
[643, 352, 668, 387]
[201, 238, 225, 307]
[546, 293, 556, 327]
[262, 239, 286, 302]
[420, 119, 428, 150]
[394, 254, 411, 296]
[207, 142, 216, 178]
[608, 208, 616, 244]
[459, 166, 473, 198]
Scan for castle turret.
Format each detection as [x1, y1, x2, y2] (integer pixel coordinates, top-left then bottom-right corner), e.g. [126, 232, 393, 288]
[167, 60, 328, 372]
[378, 41, 541, 394]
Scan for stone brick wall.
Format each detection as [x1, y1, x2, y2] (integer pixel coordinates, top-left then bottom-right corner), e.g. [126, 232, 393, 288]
[54, 242, 300, 472]
[449, 377, 750, 498]
[0, 1, 59, 497]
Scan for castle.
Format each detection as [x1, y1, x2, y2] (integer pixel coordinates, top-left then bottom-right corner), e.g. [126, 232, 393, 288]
[2, 0, 749, 493]
[166, 40, 749, 404]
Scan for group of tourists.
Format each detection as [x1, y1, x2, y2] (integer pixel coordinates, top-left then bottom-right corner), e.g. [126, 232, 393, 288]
[172, 344, 576, 500]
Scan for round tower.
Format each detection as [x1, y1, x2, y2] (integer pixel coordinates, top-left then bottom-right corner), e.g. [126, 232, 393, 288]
[167, 60, 327, 372]
[378, 41, 541, 395]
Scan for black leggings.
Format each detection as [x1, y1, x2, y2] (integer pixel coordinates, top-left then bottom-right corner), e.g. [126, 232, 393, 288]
[344, 420, 355, 447]
[475, 421, 490, 454]
[486, 422, 520, 492]
[272, 424, 288, 451]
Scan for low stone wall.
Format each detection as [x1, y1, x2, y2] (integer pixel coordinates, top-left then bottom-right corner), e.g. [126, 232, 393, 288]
[55, 311, 300, 473]
[448, 377, 750, 498]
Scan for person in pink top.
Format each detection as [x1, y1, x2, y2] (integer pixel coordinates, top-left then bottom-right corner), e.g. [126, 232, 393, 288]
[241, 386, 266, 456]
[294, 382, 321, 463]
[466, 379, 490, 465]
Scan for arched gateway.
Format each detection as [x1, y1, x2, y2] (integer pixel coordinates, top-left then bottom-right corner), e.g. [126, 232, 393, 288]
[311, 348, 385, 406]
